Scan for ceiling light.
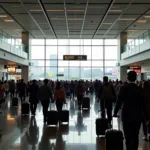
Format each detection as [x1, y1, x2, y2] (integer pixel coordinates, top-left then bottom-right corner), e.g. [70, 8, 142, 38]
[127, 30, 137, 32]
[51, 18, 83, 21]
[144, 16, 150, 18]
[30, 10, 42, 12]
[68, 18, 83, 21]
[102, 23, 113, 25]
[0, 15, 7, 18]
[109, 10, 122, 12]
[67, 10, 84, 12]
[137, 20, 147, 23]
[47, 10, 64, 12]
[119, 18, 136, 21]
[4, 20, 14, 22]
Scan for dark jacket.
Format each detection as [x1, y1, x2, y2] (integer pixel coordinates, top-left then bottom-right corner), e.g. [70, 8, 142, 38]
[29, 84, 39, 103]
[114, 83, 148, 121]
[98, 83, 116, 101]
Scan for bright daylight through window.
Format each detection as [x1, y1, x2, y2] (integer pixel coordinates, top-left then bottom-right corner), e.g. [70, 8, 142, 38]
[29, 39, 118, 80]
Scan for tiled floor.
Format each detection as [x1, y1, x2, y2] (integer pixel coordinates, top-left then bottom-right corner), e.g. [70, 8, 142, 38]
[0, 94, 150, 150]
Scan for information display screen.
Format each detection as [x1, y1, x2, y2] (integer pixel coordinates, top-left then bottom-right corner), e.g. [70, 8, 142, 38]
[63, 55, 87, 61]
[8, 67, 16, 72]
[127, 66, 141, 73]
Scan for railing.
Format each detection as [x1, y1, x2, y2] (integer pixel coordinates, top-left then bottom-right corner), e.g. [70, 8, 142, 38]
[0, 29, 28, 59]
[121, 30, 150, 59]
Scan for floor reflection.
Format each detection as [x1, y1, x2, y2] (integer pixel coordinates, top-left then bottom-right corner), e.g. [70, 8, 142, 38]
[0, 96, 149, 150]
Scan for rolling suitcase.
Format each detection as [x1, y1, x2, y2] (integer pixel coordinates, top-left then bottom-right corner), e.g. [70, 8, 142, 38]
[82, 97, 90, 109]
[21, 102, 30, 115]
[60, 104, 69, 123]
[12, 97, 18, 107]
[47, 103, 58, 126]
[105, 117, 124, 150]
[95, 110, 109, 136]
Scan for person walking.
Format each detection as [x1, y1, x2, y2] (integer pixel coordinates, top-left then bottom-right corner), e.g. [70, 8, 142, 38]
[9, 80, 16, 99]
[39, 79, 53, 123]
[98, 76, 116, 127]
[76, 81, 85, 110]
[3, 81, 9, 98]
[29, 80, 39, 116]
[113, 71, 149, 150]
[19, 79, 26, 103]
[142, 81, 150, 141]
[54, 82, 66, 122]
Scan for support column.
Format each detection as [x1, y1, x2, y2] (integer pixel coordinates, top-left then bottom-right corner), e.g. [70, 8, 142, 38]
[117, 32, 127, 80]
[22, 32, 29, 56]
[22, 66, 29, 83]
[22, 32, 29, 83]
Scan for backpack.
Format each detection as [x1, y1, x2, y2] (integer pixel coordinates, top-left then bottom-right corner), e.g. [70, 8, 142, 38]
[100, 84, 114, 101]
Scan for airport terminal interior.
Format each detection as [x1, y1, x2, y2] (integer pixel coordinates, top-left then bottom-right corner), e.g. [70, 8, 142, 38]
[1, 0, 150, 150]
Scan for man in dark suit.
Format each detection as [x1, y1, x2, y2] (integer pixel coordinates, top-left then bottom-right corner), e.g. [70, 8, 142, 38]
[113, 71, 148, 150]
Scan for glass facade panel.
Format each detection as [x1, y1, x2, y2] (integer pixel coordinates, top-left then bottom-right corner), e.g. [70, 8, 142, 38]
[31, 60, 45, 66]
[105, 39, 117, 45]
[81, 68, 91, 80]
[46, 67, 57, 80]
[58, 46, 68, 59]
[30, 39, 118, 80]
[46, 60, 57, 67]
[105, 46, 117, 60]
[92, 61, 103, 67]
[46, 39, 57, 45]
[30, 67, 45, 80]
[105, 61, 117, 67]
[31, 46, 45, 59]
[92, 46, 103, 60]
[46, 46, 57, 59]
[31, 39, 45, 45]
[69, 67, 80, 80]
[92, 39, 103, 45]
[92, 68, 103, 80]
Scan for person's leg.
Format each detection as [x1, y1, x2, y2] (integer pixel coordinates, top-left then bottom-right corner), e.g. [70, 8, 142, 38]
[142, 118, 148, 140]
[106, 101, 113, 126]
[123, 120, 141, 150]
[41, 101, 46, 122]
[33, 103, 37, 115]
[100, 99, 105, 118]
[30, 102, 34, 115]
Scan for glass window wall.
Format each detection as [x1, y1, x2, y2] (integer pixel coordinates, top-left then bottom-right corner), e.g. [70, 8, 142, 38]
[30, 39, 118, 80]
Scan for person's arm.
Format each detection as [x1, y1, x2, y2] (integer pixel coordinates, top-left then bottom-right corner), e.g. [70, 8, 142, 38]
[62, 89, 66, 103]
[141, 89, 149, 121]
[98, 85, 103, 100]
[113, 86, 125, 116]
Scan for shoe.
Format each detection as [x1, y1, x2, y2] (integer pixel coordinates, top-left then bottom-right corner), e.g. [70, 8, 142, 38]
[43, 118, 47, 123]
[142, 136, 148, 141]
[108, 124, 112, 129]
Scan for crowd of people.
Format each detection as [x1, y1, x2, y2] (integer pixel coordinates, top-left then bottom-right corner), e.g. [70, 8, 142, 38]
[0, 71, 150, 150]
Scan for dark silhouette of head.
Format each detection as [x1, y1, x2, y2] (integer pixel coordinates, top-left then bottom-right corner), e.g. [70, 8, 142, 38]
[44, 79, 48, 85]
[127, 71, 137, 82]
[56, 82, 61, 89]
[32, 80, 36, 84]
[103, 76, 108, 83]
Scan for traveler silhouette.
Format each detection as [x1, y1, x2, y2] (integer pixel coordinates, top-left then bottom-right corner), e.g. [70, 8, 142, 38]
[113, 71, 149, 150]
[26, 117, 39, 150]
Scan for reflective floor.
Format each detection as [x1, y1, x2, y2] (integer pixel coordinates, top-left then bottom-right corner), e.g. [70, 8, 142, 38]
[0, 95, 150, 150]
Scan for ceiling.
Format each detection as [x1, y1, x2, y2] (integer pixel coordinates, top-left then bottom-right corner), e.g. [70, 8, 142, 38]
[0, 0, 150, 39]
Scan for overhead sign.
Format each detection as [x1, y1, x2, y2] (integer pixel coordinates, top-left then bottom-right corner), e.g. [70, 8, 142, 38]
[127, 66, 141, 73]
[141, 66, 150, 73]
[5, 65, 22, 75]
[57, 74, 64, 77]
[63, 55, 87, 61]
